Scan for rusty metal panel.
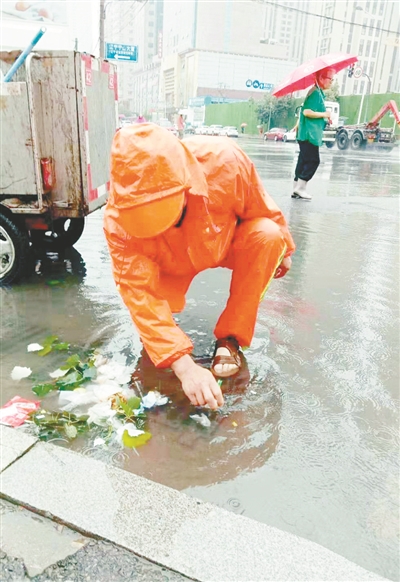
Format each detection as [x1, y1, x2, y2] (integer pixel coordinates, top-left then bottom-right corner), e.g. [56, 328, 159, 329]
[76, 54, 117, 214]
[0, 82, 37, 196]
[29, 53, 83, 217]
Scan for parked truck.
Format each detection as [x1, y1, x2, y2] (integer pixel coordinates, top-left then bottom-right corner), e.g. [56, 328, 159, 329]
[336, 100, 400, 151]
[0, 50, 118, 286]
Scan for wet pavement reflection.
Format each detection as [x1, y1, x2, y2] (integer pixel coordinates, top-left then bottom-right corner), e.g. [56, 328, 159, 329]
[1, 138, 399, 580]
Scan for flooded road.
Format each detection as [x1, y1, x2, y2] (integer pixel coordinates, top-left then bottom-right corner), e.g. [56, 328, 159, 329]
[1, 139, 399, 580]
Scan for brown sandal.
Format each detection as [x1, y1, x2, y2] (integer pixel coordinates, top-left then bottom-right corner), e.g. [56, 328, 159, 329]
[211, 336, 242, 378]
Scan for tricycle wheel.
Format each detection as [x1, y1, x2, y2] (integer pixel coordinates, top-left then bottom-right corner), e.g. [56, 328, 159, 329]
[0, 213, 30, 286]
[325, 141, 335, 149]
[30, 217, 85, 250]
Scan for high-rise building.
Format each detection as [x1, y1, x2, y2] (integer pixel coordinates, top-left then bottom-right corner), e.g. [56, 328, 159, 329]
[251, 0, 399, 95]
[104, 0, 163, 113]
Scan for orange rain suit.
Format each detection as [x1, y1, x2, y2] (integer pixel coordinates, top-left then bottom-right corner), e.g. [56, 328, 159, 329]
[104, 124, 295, 368]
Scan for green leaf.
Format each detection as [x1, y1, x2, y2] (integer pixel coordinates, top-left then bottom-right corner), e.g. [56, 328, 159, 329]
[37, 345, 53, 357]
[119, 399, 133, 418]
[56, 370, 83, 390]
[122, 430, 152, 448]
[37, 335, 59, 356]
[43, 335, 59, 346]
[127, 397, 141, 410]
[61, 354, 81, 370]
[32, 383, 56, 397]
[82, 366, 97, 381]
[53, 342, 70, 352]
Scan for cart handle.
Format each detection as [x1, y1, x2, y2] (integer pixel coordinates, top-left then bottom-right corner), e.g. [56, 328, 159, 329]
[3, 27, 46, 83]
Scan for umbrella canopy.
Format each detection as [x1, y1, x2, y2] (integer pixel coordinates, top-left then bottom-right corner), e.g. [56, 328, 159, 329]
[272, 52, 358, 97]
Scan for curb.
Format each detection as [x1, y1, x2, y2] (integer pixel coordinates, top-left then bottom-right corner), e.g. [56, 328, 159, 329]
[0, 426, 388, 582]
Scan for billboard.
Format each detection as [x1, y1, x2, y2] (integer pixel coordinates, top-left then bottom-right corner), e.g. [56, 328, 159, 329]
[1, 1, 67, 26]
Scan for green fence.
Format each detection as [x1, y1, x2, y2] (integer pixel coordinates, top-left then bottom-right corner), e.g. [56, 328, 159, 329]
[205, 93, 400, 135]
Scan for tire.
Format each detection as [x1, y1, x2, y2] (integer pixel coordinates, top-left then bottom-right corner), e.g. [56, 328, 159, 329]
[350, 132, 365, 150]
[30, 217, 85, 251]
[283, 135, 287, 142]
[0, 213, 30, 286]
[325, 141, 335, 149]
[337, 131, 350, 150]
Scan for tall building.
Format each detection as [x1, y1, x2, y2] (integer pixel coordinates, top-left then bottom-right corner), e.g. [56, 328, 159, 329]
[310, 0, 399, 95]
[128, 0, 296, 119]
[252, 0, 399, 95]
[104, 0, 163, 113]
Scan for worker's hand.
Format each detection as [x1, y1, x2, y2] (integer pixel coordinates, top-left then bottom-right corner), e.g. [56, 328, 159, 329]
[171, 355, 224, 409]
[274, 256, 292, 279]
[324, 111, 332, 123]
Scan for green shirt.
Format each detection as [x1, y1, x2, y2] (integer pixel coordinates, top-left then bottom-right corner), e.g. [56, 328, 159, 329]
[297, 86, 326, 147]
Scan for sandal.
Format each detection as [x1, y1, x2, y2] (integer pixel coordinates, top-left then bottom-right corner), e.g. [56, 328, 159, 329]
[211, 336, 242, 378]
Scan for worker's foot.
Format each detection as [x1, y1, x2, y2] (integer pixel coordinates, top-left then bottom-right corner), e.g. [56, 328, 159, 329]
[211, 337, 241, 378]
[292, 178, 312, 200]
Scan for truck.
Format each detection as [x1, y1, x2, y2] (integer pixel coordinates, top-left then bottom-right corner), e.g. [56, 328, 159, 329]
[336, 100, 400, 151]
[0, 50, 118, 286]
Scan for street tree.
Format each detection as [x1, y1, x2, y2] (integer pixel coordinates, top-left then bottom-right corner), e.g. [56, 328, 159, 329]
[256, 95, 295, 129]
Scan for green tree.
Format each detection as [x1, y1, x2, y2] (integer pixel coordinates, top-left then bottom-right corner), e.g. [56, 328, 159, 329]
[324, 80, 340, 102]
[256, 95, 295, 129]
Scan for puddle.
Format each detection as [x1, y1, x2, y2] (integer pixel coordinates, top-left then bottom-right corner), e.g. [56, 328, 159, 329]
[1, 141, 399, 580]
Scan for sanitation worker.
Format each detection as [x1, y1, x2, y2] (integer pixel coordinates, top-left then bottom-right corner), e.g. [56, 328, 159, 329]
[104, 123, 295, 410]
[292, 68, 334, 200]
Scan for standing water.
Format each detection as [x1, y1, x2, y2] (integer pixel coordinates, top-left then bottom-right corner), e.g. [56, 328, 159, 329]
[1, 140, 398, 580]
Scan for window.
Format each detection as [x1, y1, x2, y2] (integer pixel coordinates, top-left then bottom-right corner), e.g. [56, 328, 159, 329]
[361, 17, 367, 35]
[360, 80, 365, 93]
[354, 81, 358, 93]
[369, 19, 374, 35]
[372, 1, 377, 14]
[366, 40, 371, 56]
[379, 1, 384, 16]
[372, 41, 378, 57]
[369, 61, 374, 76]
[359, 39, 364, 54]
[375, 24, 380, 37]
[148, 43, 154, 48]
[149, 21, 154, 26]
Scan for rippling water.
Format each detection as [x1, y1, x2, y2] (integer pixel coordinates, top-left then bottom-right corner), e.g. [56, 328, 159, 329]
[1, 140, 399, 580]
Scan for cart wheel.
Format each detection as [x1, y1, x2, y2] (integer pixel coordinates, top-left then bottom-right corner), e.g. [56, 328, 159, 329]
[0, 213, 30, 286]
[325, 141, 335, 149]
[336, 131, 349, 150]
[31, 217, 85, 250]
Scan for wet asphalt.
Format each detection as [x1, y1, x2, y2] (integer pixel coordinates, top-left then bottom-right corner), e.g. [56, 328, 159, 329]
[1, 137, 399, 581]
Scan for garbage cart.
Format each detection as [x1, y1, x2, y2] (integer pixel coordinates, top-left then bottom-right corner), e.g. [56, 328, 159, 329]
[0, 50, 118, 285]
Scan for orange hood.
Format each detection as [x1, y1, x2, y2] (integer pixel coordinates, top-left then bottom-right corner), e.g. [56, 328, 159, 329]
[110, 123, 208, 210]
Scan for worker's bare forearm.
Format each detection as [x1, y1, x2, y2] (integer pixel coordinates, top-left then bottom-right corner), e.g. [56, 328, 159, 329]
[303, 109, 329, 119]
[171, 354, 196, 380]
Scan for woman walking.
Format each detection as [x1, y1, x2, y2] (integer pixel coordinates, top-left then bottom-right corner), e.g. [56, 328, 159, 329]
[292, 68, 334, 200]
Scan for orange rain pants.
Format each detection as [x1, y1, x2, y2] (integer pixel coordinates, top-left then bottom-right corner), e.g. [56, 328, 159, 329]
[104, 126, 295, 368]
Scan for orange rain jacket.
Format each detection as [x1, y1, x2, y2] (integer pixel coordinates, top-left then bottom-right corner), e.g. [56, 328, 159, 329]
[104, 124, 295, 368]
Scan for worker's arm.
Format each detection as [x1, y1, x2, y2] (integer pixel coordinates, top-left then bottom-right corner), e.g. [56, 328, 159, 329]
[106, 234, 223, 409]
[303, 109, 331, 119]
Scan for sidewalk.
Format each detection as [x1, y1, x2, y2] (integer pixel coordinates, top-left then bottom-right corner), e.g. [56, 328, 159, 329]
[0, 426, 388, 581]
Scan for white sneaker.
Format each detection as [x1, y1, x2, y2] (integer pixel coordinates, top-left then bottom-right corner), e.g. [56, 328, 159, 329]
[292, 178, 312, 200]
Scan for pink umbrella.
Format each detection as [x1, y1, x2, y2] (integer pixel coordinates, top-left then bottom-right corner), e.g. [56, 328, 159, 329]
[272, 52, 358, 97]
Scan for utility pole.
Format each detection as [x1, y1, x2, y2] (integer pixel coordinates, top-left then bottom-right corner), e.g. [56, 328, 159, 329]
[100, 0, 105, 58]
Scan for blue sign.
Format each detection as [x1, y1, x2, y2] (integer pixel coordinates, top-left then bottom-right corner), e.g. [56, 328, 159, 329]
[246, 79, 273, 91]
[105, 43, 138, 62]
